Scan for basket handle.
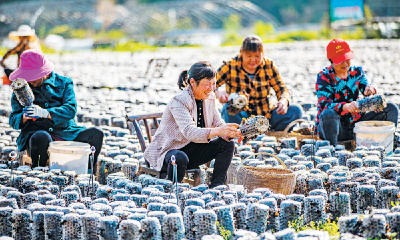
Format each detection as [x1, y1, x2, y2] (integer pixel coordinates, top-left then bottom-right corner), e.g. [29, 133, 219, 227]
[233, 152, 286, 185]
[282, 119, 307, 134]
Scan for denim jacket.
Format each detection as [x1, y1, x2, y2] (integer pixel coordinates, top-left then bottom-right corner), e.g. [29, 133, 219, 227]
[9, 72, 85, 151]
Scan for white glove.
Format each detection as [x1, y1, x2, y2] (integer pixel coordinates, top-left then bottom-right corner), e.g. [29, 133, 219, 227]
[23, 105, 50, 119]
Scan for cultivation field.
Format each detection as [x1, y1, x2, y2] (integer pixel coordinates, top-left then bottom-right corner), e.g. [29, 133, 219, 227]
[0, 39, 400, 239]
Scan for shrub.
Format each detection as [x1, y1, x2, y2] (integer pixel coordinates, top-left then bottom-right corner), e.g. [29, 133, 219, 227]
[288, 215, 340, 239]
[335, 27, 365, 40]
[253, 20, 275, 41]
[222, 14, 243, 46]
[276, 30, 319, 42]
[216, 221, 232, 240]
[48, 25, 93, 39]
[98, 40, 158, 52]
[95, 29, 126, 41]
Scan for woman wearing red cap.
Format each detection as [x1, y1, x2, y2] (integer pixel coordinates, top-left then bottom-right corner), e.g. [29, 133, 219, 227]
[315, 38, 398, 146]
[9, 49, 104, 169]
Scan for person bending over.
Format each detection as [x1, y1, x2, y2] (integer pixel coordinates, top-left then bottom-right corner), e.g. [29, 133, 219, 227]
[9, 49, 104, 169]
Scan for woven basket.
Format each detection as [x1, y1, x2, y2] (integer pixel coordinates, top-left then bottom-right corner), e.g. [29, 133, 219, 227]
[267, 119, 320, 148]
[226, 152, 296, 195]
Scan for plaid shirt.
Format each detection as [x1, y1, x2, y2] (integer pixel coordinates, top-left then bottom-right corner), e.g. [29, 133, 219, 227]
[216, 54, 290, 119]
[1, 38, 30, 68]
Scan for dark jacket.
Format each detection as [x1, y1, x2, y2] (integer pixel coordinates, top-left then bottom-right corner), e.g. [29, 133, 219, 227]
[9, 72, 85, 151]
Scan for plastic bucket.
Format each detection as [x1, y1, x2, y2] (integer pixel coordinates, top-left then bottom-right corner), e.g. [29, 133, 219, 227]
[48, 141, 91, 174]
[353, 121, 396, 155]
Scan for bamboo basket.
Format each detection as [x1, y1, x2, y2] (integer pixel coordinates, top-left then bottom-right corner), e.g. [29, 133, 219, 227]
[226, 153, 296, 195]
[267, 119, 320, 148]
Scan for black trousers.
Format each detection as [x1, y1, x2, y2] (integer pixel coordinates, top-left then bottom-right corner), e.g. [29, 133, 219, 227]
[4, 68, 14, 78]
[319, 103, 399, 145]
[27, 127, 104, 169]
[161, 137, 235, 188]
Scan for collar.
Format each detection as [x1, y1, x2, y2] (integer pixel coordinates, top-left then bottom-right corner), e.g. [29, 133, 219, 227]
[43, 72, 57, 87]
[187, 84, 195, 99]
[329, 65, 351, 81]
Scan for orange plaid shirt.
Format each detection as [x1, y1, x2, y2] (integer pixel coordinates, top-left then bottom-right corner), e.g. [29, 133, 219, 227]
[216, 54, 290, 119]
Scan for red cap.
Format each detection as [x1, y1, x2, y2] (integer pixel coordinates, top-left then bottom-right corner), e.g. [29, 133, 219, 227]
[326, 38, 354, 64]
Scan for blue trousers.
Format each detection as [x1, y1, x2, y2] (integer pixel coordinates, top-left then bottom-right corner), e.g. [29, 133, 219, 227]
[221, 103, 303, 131]
[318, 103, 399, 146]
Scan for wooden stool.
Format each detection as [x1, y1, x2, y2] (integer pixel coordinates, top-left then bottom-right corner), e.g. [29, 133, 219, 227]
[126, 112, 203, 186]
[21, 151, 32, 167]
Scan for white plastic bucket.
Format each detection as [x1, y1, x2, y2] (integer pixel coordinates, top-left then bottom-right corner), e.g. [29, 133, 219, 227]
[48, 141, 91, 174]
[353, 121, 396, 155]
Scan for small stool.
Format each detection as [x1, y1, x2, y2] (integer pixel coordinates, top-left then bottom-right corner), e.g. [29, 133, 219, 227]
[21, 151, 32, 166]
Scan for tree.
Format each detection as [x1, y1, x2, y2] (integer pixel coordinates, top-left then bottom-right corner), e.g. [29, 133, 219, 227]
[222, 14, 243, 45]
[253, 20, 275, 41]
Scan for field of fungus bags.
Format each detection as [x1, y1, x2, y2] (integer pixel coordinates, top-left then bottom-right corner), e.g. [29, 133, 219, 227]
[0, 39, 399, 239]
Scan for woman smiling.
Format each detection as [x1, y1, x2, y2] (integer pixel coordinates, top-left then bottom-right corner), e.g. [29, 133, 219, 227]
[215, 35, 303, 131]
[144, 61, 242, 188]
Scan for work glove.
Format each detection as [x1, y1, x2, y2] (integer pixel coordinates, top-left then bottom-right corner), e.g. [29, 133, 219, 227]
[23, 105, 50, 119]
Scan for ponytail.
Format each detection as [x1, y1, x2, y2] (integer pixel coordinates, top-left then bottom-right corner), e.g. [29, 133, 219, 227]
[178, 70, 190, 90]
[177, 61, 216, 90]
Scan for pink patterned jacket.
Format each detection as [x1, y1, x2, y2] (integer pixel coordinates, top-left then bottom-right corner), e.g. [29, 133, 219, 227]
[144, 85, 225, 171]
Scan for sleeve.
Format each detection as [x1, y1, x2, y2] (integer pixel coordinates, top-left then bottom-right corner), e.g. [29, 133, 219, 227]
[216, 61, 231, 88]
[169, 99, 211, 143]
[46, 78, 78, 126]
[9, 93, 24, 130]
[357, 67, 369, 95]
[316, 72, 348, 116]
[269, 60, 291, 104]
[212, 104, 225, 128]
